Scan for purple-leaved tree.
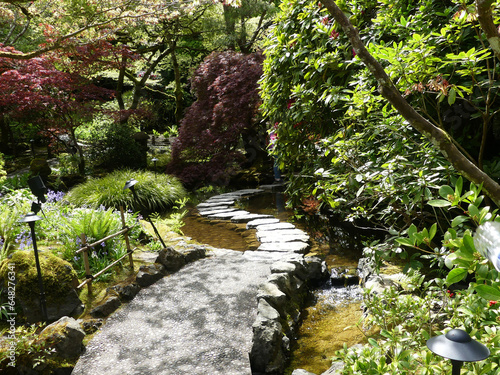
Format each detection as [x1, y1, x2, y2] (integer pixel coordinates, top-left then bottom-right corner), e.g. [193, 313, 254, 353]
[167, 50, 264, 186]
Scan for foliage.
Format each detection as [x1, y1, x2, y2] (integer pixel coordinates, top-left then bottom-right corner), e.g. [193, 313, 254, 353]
[56, 206, 135, 281]
[336, 277, 500, 374]
[83, 115, 147, 170]
[0, 324, 56, 370]
[167, 50, 265, 186]
[0, 189, 31, 262]
[66, 169, 187, 214]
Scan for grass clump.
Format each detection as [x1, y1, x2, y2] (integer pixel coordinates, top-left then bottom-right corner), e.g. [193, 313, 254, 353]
[66, 169, 187, 213]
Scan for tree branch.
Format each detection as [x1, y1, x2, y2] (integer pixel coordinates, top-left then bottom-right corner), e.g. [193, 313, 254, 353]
[321, 0, 500, 206]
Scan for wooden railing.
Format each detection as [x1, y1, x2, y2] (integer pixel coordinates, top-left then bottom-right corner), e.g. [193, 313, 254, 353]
[75, 207, 136, 295]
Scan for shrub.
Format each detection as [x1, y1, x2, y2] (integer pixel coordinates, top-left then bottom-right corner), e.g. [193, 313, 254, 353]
[166, 51, 265, 187]
[66, 169, 186, 213]
[0, 189, 31, 262]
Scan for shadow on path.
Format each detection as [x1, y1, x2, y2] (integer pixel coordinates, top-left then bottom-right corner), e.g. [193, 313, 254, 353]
[72, 249, 274, 375]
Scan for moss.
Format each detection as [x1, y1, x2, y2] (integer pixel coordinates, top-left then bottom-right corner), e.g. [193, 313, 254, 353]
[0, 251, 78, 310]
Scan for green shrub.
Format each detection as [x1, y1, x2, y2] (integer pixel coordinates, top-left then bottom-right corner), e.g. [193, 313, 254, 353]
[66, 169, 187, 213]
[56, 206, 138, 281]
[0, 190, 31, 262]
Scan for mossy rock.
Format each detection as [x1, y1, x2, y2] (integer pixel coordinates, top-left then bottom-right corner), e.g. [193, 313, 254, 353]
[0, 251, 83, 323]
[29, 157, 52, 178]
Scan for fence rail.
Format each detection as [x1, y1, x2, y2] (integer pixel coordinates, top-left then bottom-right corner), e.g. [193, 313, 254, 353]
[75, 207, 136, 295]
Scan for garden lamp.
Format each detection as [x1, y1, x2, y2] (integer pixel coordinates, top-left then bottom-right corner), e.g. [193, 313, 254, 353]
[28, 175, 47, 214]
[123, 178, 166, 248]
[152, 157, 158, 179]
[19, 212, 48, 322]
[427, 329, 490, 374]
[474, 221, 500, 271]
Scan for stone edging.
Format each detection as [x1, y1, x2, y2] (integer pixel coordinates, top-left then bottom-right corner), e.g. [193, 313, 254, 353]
[196, 188, 330, 375]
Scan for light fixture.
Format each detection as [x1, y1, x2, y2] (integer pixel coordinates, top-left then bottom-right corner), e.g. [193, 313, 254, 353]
[427, 329, 490, 374]
[19, 212, 48, 322]
[152, 157, 159, 179]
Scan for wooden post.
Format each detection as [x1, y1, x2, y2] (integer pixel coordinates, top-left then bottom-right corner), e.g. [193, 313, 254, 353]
[80, 234, 92, 296]
[120, 206, 134, 271]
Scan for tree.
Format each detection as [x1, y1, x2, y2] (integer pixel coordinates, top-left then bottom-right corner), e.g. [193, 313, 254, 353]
[320, 0, 500, 206]
[0, 45, 114, 172]
[0, 0, 242, 59]
[167, 50, 264, 186]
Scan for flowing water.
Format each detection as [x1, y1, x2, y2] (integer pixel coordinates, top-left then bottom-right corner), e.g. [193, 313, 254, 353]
[182, 192, 369, 375]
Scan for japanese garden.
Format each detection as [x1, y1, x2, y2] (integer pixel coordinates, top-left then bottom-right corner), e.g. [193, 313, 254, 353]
[1, 0, 500, 374]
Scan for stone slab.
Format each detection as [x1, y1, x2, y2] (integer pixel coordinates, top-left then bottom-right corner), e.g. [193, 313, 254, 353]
[258, 234, 310, 243]
[257, 242, 309, 253]
[242, 251, 301, 262]
[197, 201, 235, 209]
[230, 214, 274, 223]
[246, 218, 280, 229]
[255, 222, 296, 231]
[208, 210, 251, 220]
[199, 208, 237, 216]
[256, 228, 308, 240]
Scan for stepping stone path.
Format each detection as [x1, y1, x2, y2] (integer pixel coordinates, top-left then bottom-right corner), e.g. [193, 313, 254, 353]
[72, 188, 311, 375]
[197, 188, 310, 256]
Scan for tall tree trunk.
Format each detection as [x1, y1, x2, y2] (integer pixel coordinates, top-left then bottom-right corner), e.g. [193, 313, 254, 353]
[170, 43, 184, 125]
[322, 0, 500, 206]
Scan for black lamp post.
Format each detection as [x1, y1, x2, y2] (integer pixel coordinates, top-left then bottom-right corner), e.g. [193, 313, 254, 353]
[19, 212, 48, 322]
[427, 329, 490, 374]
[151, 157, 158, 179]
[124, 178, 166, 248]
[28, 175, 47, 214]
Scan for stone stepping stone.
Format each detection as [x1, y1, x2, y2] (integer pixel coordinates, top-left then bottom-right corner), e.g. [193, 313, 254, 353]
[206, 197, 236, 204]
[255, 222, 296, 231]
[217, 189, 264, 199]
[257, 242, 309, 253]
[230, 213, 274, 223]
[208, 210, 251, 220]
[256, 228, 308, 240]
[243, 250, 301, 262]
[258, 233, 310, 243]
[199, 208, 237, 216]
[197, 201, 234, 208]
[246, 218, 280, 229]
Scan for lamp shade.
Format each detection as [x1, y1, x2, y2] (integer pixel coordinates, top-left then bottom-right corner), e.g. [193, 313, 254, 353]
[123, 178, 138, 190]
[151, 158, 158, 163]
[19, 212, 43, 223]
[427, 329, 490, 363]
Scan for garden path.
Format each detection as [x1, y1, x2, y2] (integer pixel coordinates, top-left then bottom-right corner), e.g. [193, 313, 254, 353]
[72, 188, 309, 375]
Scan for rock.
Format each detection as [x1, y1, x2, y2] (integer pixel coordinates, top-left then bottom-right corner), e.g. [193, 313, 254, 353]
[230, 213, 274, 223]
[257, 282, 287, 310]
[38, 317, 85, 358]
[256, 222, 296, 231]
[156, 247, 186, 272]
[81, 318, 104, 334]
[247, 218, 280, 229]
[292, 370, 318, 375]
[90, 295, 121, 318]
[135, 263, 165, 287]
[364, 275, 401, 294]
[0, 251, 83, 323]
[321, 362, 345, 375]
[179, 245, 207, 263]
[258, 242, 310, 253]
[249, 315, 286, 375]
[108, 282, 141, 302]
[304, 256, 329, 283]
[30, 158, 52, 178]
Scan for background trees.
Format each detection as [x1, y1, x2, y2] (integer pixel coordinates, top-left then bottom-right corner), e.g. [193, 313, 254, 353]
[167, 50, 265, 186]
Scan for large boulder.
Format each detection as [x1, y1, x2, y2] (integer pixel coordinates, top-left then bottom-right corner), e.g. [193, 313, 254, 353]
[38, 316, 85, 358]
[0, 251, 83, 323]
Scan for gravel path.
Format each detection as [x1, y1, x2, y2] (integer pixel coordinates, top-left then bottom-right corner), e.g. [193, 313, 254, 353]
[72, 248, 274, 375]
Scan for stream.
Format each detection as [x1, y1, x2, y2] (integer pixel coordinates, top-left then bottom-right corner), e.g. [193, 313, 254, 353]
[182, 192, 369, 375]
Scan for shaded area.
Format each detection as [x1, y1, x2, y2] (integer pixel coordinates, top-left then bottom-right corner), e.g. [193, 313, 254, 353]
[72, 249, 274, 375]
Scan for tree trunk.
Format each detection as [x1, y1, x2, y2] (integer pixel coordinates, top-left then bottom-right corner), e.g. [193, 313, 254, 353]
[170, 44, 184, 125]
[322, 0, 500, 207]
